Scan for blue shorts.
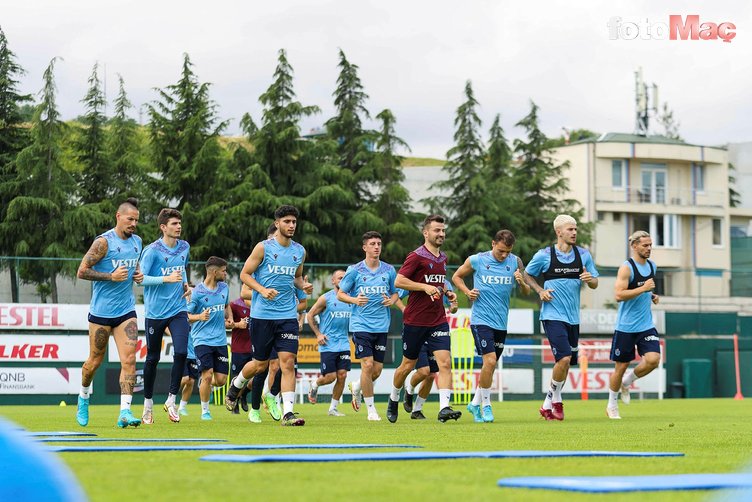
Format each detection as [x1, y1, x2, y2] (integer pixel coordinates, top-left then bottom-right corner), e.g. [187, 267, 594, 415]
[610, 328, 660, 362]
[415, 342, 437, 373]
[353, 332, 387, 363]
[401, 323, 451, 360]
[145, 312, 190, 357]
[471, 325, 507, 358]
[183, 358, 199, 380]
[195, 344, 229, 375]
[320, 351, 351, 374]
[250, 318, 299, 361]
[231, 352, 252, 379]
[88, 310, 136, 328]
[541, 320, 580, 365]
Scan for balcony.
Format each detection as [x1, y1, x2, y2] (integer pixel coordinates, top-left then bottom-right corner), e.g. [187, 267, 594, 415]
[595, 186, 726, 208]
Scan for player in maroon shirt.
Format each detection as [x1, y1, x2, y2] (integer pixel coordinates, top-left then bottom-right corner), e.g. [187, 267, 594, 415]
[229, 286, 252, 414]
[387, 215, 461, 423]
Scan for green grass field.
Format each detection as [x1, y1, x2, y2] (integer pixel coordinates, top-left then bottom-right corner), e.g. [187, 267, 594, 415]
[3, 398, 751, 501]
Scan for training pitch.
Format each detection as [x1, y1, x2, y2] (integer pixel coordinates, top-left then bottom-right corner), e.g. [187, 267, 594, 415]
[3, 398, 751, 501]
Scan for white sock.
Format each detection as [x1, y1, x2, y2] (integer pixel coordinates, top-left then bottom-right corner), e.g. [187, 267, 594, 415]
[439, 388, 451, 409]
[79, 385, 91, 399]
[233, 375, 249, 390]
[329, 398, 338, 411]
[165, 393, 176, 406]
[201, 401, 209, 413]
[414, 396, 426, 412]
[351, 380, 361, 393]
[390, 386, 402, 401]
[608, 390, 619, 407]
[480, 387, 491, 407]
[263, 382, 270, 395]
[471, 386, 482, 406]
[551, 379, 565, 403]
[144, 398, 153, 410]
[179, 400, 188, 410]
[405, 376, 415, 394]
[622, 370, 638, 387]
[364, 396, 376, 414]
[120, 394, 132, 411]
[282, 391, 295, 415]
[311, 380, 318, 390]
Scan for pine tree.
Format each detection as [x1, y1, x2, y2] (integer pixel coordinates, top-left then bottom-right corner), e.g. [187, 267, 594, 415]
[76, 63, 109, 203]
[485, 113, 522, 233]
[511, 101, 589, 260]
[0, 26, 33, 301]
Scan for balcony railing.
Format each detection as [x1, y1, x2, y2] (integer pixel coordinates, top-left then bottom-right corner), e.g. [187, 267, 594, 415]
[595, 186, 726, 208]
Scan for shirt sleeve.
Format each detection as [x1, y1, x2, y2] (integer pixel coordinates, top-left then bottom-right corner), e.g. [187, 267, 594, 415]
[469, 253, 479, 271]
[183, 246, 190, 285]
[139, 246, 155, 277]
[296, 288, 307, 301]
[187, 295, 199, 314]
[525, 250, 547, 277]
[397, 252, 419, 278]
[388, 267, 397, 295]
[338, 268, 357, 295]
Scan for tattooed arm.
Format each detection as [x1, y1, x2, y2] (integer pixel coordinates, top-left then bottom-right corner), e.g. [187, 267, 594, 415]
[77, 237, 114, 281]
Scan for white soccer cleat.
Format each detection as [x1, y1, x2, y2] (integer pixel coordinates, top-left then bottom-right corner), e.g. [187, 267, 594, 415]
[606, 405, 621, 420]
[620, 384, 631, 405]
[328, 409, 345, 417]
[141, 409, 154, 425]
[367, 411, 382, 421]
[348, 381, 362, 412]
[164, 402, 180, 423]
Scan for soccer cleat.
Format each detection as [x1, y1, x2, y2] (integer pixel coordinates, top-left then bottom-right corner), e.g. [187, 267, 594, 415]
[224, 385, 240, 412]
[403, 390, 414, 413]
[201, 411, 212, 421]
[240, 396, 249, 413]
[386, 398, 399, 423]
[76, 396, 89, 427]
[328, 409, 345, 417]
[482, 405, 494, 423]
[466, 403, 483, 423]
[141, 409, 154, 425]
[620, 384, 631, 405]
[437, 406, 462, 423]
[606, 405, 621, 420]
[264, 394, 282, 421]
[232, 405, 240, 415]
[367, 411, 382, 421]
[308, 386, 318, 405]
[551, 402, 564, 421]
[539, 406, 555, 421]
[348, 381, 362, 412]
[164, 403, 180, 423]
[281, 412, 305, 426]
[117, 409, 141, 428]
[410, 410, 426, 420]
[178, 407, 188, 417]
[248, 409, 262, 423]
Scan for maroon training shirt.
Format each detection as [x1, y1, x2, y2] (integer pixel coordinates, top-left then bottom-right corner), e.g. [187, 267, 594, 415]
[229, 297, 251, 353]
[398, 245, 448, 327]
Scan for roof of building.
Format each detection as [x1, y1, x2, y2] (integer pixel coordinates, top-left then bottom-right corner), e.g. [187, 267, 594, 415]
[567, 132, 725, 150]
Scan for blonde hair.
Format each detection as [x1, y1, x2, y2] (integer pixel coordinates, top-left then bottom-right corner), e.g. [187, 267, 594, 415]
[553, 214, 577, 230]
[629, 230, 650, 246]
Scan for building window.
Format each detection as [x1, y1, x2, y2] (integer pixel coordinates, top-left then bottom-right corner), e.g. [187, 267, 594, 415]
[612, 160, 625, 189]
[712, 218, 722, 246]
[631, 214, 680, 248]
[597, 211, 605, 221]
[640, 163, 667, 204]
[613, 212, 622, 222]
[693, 163, 705, 192]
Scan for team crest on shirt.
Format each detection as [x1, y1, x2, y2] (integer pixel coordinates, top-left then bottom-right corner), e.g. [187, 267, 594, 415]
[486, 264, 491, 270]
[428, 263, 433, 269]
[506, 265, 510, 271]
[273, 254, 278, 260]
[133, 246, 138, 253]
[164, 256, 169, 262]
[117, 247, 121, 252]
[293, 255, 299, 262]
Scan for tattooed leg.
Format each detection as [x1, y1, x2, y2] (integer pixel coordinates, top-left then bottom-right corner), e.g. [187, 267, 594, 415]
[82, 324, 110, 386]
[113, 318, 138, 390]
[120, 373, 136, 396]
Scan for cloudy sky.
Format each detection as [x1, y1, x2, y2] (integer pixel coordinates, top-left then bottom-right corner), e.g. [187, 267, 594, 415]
[3, 0, 748, 157]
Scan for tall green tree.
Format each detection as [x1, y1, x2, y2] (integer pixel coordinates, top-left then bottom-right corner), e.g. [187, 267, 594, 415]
[485, 113, 523, 234]
[511, 101, 589, 261]
[325, 49, 374, 199]
[425, 81, 495, 261]
[76, 62, 109, 203]
[0, 58, 96, 302]
[657, 102, 682, 141]
[0, 26, 33, 301]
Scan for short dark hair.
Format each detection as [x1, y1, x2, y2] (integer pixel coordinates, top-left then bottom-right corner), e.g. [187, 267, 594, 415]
[205, 256, 227, 269]
[266, 223, 277, 238]
[362, 231, 382, 244]
[493, 229, 516, 246]
[118, 197, 139, 212]
[422, 214, 445, 230]
[274, 205, 299, 220]
[157, 208, 182, 227]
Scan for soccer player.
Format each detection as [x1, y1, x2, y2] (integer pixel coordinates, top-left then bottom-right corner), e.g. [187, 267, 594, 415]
[607, 230, 660, 419]
[187, 257, 232, 421]
[224, 205, 313, 426]
[138, 208, 191, 424]
[229, 285, 252, 414]
[387, 215, 461, 423]
[338, 231, 398, 421]
[524, 214, 599, 421]
[452, 229, 530, 423]
[307, 269, 352, 417]
[75, 198, 143, 428]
